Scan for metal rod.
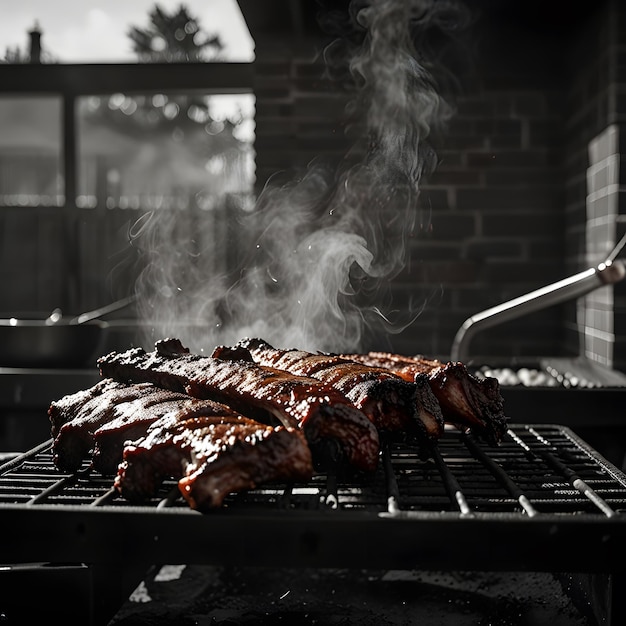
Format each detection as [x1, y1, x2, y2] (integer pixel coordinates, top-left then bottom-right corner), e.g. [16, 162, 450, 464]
[527, 427, 617, 518]
[429, 443, 472, 515]
[323, 470, 339, 510]
[382, 443, 401, 515]
[463, 433, 539, 516]
[451, 259, 625, 362]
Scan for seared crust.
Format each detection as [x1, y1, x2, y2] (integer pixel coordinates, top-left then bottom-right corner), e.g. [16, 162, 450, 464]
[51, 380, 179, 472]
[344, 351, 508, 445]
[220, 337, 445, 442]
[116, 411, 313, 511]
[98, 339, 380, 472]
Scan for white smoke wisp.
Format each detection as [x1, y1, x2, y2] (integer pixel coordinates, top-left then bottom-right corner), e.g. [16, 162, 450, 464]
[133, 0, 463, 355]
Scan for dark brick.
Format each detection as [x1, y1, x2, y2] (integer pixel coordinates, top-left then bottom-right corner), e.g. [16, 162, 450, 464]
[475, 118, 523, 137]
[254, 102, 293, 117]
[396, 260, 479, 284]
[528, 238, 567, 259]
[408, 241, 461, 261]
[467, 149, 551, 169]
[456, 187, 561, 211]
[446, 117, 474, 136]
[527, 119, 564, 147]
[511, 92, 549, 117]
[254, 135, 297, 150]
[428, 211, 477, 240]
[435, 151, 465, 168]
[419, 188, 449, 210]
[442, 135, 489, 151]
[482, 211, 562, 237]
[456, 97, 497, 117]
[489, 135, 524, 149]
[254, 119, 296, 137]
[484, 168, 561, 187]
[293, 95, 350, 119]
[482, 260, 564, 285]
[464, 238, 524, 260]
[428, 169, 482, 186]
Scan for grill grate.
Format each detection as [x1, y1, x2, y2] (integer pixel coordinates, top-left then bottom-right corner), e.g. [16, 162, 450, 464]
[1, 424, 625, 517]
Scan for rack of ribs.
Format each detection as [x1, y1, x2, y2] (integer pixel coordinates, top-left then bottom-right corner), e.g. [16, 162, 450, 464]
[50, 379, 197, 473]
[97, 338, 380, 473]
[214, 338, 445, 444]
[342, 351, 508, 445]
[91, 392, 227, 476]
[49, 378, 122, 439]
[115, 404, 313, 511]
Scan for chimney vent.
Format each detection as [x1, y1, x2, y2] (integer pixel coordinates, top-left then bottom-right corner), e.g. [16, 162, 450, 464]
[28, 21, 41, 64]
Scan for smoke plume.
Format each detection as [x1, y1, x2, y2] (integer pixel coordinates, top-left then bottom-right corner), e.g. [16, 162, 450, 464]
[133, 0, 466, 354]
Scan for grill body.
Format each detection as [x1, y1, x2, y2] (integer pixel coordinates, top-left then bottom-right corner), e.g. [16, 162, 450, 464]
[1, 424, 626, 624]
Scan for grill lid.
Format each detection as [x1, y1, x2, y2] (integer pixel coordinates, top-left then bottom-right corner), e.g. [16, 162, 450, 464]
[1, 424, 626, 572]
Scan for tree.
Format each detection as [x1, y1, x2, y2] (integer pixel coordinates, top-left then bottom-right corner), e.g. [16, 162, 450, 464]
[128, 4, 223, 63]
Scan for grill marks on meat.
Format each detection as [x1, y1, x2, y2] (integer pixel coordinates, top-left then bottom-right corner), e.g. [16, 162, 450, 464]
[343, 352, 508, 445]
[92, 393, 212, 476]
[51, 380, 162, 472]
[116, 411, 313, 511]
[97, 339, 380, 472]
[51, 380, 196, 473]
[49, 378, 121, 440]
[49, 376, 314, 509]
[215, 338, 444, 442]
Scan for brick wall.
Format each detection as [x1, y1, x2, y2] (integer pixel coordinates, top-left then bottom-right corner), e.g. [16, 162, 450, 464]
[249, 3, 579, 361]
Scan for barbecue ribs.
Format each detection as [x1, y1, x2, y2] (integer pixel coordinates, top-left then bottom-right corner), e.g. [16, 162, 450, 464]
[97, 338, 380, 472]
[342, 351, 508, 445]
[90, 391, 226, 475]
[115, 404, 313, 511]
[50, 379, 192, 473]
[214, 338, 445, 442]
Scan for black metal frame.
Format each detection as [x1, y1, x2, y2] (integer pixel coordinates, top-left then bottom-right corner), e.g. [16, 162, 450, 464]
[1, 424, 625, 623]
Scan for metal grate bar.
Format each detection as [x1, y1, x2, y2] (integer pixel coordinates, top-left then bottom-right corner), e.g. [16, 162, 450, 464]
[428, 442, 471, 515]
[1, 426, 625, 517]
[382, 442, 401, 514]
[323, 470, 338, 510]
[91, 486, 117, 507]
[26, 468, 89, 505]
[463, 433, 539, 517]
[156, 486, 183, 509]
[527, 427, 617, 518]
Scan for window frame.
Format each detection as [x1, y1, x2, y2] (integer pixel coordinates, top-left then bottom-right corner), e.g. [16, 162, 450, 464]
[0, 62, 254, 206]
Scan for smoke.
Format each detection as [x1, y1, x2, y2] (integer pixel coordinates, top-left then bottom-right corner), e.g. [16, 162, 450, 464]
[132, 0, 467, 354]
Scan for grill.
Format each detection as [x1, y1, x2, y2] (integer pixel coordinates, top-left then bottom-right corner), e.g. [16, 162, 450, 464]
[2, 424, 626, 624]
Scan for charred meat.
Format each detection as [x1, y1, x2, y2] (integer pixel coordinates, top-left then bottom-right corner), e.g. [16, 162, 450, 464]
[214, 338, 444, 442]
[50, 379, 188, 473]
[115, 405, 313, 511]
[49, 378, 122, 439]
[98, 338, 380, 472]
[342, 351, 508, 445]
[91, 392, 229, 476]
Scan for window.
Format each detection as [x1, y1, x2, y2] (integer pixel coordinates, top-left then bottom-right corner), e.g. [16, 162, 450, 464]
[77, 92, 255, 210]
[0, 96, 63, 206]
